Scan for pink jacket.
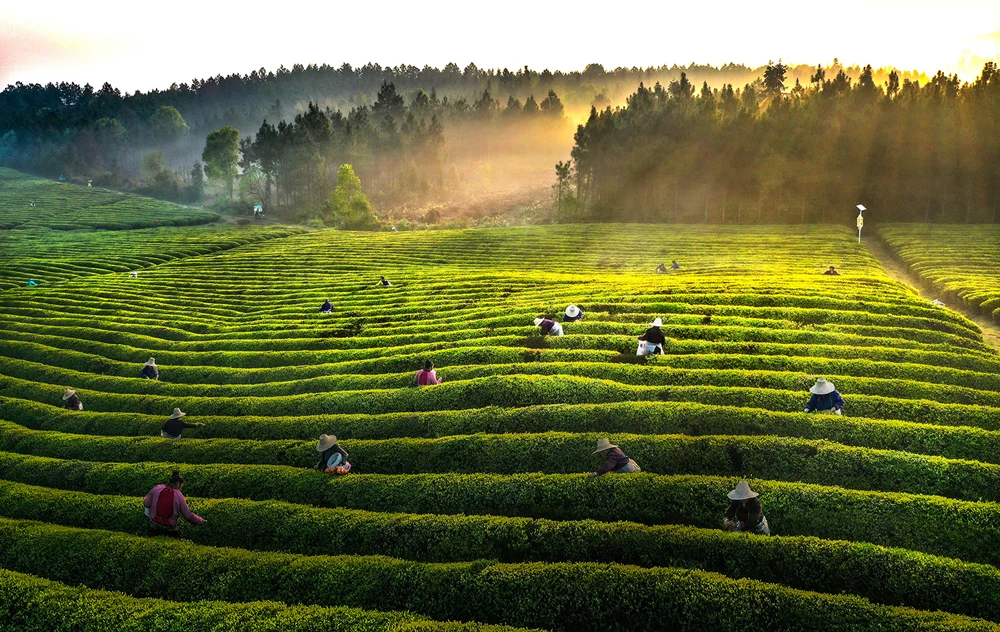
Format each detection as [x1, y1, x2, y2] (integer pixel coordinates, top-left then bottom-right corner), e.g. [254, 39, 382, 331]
[143, 484, 205, 528]
[415, 369, 442, 386]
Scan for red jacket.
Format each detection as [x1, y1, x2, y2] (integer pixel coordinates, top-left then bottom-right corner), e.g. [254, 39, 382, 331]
[143, 484, 205, 528]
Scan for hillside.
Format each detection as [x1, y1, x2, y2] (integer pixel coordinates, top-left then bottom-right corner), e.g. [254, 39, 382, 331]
[1, 181, 999, 630]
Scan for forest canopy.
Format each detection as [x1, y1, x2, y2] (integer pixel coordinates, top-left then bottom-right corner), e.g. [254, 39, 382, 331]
[565, 62, 1000, 225]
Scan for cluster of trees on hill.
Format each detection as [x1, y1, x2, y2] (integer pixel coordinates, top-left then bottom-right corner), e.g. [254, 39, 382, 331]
[564, 62, 1000, 224]
[0, 60, 921, 215]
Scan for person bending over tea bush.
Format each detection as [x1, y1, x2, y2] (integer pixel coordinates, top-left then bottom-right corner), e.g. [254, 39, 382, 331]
[804, 378, 844, 415]
[534, 317, 564, 336]
[723, 480, 770, 535]
[564, 305, 584, 322]
[415, 360, 443, 386]
[316, 434, 352, 474]
[143, 470, 206, 537]
[140, 357, 158, 379]
[161, 408, 203, 439]
[637, 318, 666, 355]
[62, 388, 83, 410]
[588, 438, 641, 476]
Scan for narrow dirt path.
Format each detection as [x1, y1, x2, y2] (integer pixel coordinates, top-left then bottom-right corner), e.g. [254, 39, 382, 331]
[865, 236, 1000, 352]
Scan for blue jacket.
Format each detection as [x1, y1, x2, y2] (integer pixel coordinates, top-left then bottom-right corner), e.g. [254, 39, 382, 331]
[141, 365, 159, 379]
[805, 390, 844, 412]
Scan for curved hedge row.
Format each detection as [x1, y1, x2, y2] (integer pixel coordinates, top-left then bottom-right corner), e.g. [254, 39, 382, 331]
[1, 314, 984, 353]
[7, 353, 1000, 409]
[3, 422, 1000, 503]
[9, 396, 1000, 466]
[0, 568, 523, 632]
[6, 337, 1000, 393]
[0, 451, 998, 565]
[0, 519, 996, 632]
[3, 479, 1000, 621]
[4, 324, 999, 373]
[6, 372, 1000, 430]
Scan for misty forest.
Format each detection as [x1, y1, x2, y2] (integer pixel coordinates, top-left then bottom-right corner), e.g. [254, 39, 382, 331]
[0, 59, 997, 227]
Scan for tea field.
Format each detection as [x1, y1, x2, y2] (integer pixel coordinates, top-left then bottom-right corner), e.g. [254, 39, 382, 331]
[880, 224, 1000, 324]
[2, 177, 1000, 630]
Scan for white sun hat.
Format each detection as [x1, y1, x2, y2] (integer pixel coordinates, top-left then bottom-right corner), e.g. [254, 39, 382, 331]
[145, 357, 157, 366]
[727, 480, 759, 500]
[169, 408, 186, 419]
[316, 434, 338, 452]
[650, 317, 663, 327]
[533, 318, 544, 326]
[62, 388, 76, 400]
[593, 437, 619, 453]
[810, 378, 836, 395]
[565, 305, 581, 318]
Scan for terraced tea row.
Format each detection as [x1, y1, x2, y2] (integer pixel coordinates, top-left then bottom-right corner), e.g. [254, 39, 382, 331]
[0, 225, 302, 290]
[880, 224, 1000, 324]
[2, 217, 999, 629]
[0, 167, 218, 230]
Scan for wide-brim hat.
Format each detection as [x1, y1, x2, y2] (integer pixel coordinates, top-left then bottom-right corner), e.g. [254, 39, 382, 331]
[316, 434, 338, 452]
[533, 318, 544, 326]
[62, 388, 76, 400]
[145, 357, 156, 366]
[169, 408, 186, 419]
[593, 437, 618, 453]
[728, 480, 759, 500]
[650, 317, 663, 327]
[810, 378, 836, 395]
[565, 305, 581, 318]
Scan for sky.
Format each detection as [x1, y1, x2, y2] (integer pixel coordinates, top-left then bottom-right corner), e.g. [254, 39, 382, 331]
[2, 0, 999, 92]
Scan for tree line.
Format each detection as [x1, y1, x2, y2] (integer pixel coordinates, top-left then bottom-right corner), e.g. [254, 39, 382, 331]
[563, 62, 1000, 225]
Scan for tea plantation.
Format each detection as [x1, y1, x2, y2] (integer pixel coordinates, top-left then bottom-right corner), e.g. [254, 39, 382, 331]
[880, 224, 1000, 324]
[2, 176, 1000, 630]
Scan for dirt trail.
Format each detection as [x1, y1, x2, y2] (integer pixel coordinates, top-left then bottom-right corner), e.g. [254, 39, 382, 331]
[865, 237, 1000, 352]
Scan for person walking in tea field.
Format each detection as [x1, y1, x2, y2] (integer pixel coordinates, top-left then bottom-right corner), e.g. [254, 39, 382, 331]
[143, 470, 206, 537]
[315, 434, 351, 473]
[141, 357, 159, 380]
[655, 263, 668, 273]
[320, 299, 333, 314]
[534, 317, 564, 337]
[637, 317, 666, 355]
[723, 480, 770, 535]
[564, 305, 584, 323]
[380, 276, 392, 286]
[415, 360, 443, 385]
[823, 266, 840, 276]
[588, 438, 641, 476]
[804, 378, 844, 415]
[62, 388, 83, 411]
[161, 408, 203, 439]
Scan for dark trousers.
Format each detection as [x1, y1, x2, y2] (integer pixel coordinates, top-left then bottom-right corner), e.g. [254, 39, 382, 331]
[148, 521, 180, 538]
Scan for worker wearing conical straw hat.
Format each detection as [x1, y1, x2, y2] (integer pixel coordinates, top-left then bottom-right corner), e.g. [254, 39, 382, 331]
[563, 304, 584, 323]
[804, 378, 844, 415]
[534, 316, 564, 337]
[637, 317, 666, 356]
[723, 481, 770, 535]
[62, 388, 83, 411]
[160, 408, 204, 439]
[141, 357, 159, 380]
[587, 437, 641, 477]
[315, 434, 352, 474]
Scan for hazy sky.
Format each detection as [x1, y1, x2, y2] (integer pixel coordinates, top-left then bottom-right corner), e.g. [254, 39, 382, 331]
[2, 0, 999, 91]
